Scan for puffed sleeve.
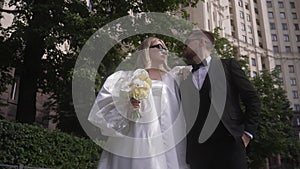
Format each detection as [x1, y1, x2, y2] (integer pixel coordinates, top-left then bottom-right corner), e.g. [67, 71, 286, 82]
[88, 71, 131, 137]
[169, 66, 193, 86]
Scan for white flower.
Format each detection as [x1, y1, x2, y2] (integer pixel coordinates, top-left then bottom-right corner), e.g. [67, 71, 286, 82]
[121, 69, 152, 100]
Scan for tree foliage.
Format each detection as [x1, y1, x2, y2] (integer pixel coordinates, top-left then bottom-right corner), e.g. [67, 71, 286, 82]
[213, 27, 237, 59]
[248, 70, 300, 168]
[213, 27, 300, 168]
[0, 0, 201, 135]
[0, 120, 101, 168]
[1, 1, 299, 167]
[213, 27, 249, 75]
[0, 36, 13, 106]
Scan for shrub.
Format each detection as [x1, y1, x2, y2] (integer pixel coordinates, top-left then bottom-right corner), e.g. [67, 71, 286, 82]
[0, 120, 102, 169]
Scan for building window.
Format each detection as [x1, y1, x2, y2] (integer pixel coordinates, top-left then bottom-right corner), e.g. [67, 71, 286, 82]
[297, 35, 300, 42]
[240, 11, 244, 19]
[270, 23, 276, 30]
[268, 12, 274, 19]
[249, 38, 254, 45]
[294, 104, 300, 111]
[271, 34, 277, 41]
[291, 77, 297, 86]
[241, 23, 246, 31]
[298, 46, 300, 53]
[273, 46, 279, 53]
[246, 14, 250, 21]
[278, 77, 283, 85]
[267, 1, 272, 8]
[245, 2, 249, 10]
[258, 30, 262, 37]
[282, 23, 288, 30]
[285, 46, 291, 53]
[293, 90, 299, 99]
[252, 71, 257, 77]
[292, 13, 298, 19]
[238, 0, 243, 7]
[284, 34, 290, 42]
[242, 35, 247, 42]
[10, 76, 20, 101]
[275, 65, 281, 72]
[248, 25, 252, 33]
[290, 2, 295, 8]
[251, 58, 256, 66]
[295, 24, 300, 30]
[278, 1, 284, 8]
[256, 19, 260, 26]
[289, 65, 295, 73]
[280, 12, 286, 19]
[297, 118, 300, 125]
[255, 8, 258, 14]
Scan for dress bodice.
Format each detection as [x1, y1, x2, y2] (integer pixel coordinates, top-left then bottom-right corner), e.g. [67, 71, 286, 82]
[151, 80, 164, 117]
[89, 69, 191, 169]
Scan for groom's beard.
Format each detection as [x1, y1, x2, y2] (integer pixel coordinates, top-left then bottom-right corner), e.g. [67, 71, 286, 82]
[183, 49, 196, 60]
[183, 52, 200, 65]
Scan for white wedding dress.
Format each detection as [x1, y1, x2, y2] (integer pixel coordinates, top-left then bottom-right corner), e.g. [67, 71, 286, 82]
[88, 67, 191, 169]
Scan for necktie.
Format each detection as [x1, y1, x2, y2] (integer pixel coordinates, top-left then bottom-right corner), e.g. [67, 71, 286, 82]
[192, 60, 207, 72]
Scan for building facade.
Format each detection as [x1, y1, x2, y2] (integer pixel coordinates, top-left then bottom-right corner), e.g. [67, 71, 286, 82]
[184, 0, 300, 168]
[185, 0, 300, 132]
[184, 0, 276, 77]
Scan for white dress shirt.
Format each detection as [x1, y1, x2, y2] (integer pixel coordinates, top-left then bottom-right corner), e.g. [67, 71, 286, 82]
[192, 56, 211, 90]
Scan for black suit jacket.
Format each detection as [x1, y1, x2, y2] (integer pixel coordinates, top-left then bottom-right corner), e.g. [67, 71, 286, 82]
[181, 58, 260, 159]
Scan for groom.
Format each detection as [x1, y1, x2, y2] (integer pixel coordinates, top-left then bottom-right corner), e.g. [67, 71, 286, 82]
[181, 30, 261, 169]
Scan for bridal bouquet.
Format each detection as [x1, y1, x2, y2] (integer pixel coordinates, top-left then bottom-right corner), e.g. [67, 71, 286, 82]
[121, 69, 152, 119]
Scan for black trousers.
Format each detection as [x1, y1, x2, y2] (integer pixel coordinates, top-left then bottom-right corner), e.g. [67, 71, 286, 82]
[188, 136, 248, 169]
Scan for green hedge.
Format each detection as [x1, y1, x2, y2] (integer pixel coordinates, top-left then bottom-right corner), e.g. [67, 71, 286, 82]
[0, 120, 102, 169]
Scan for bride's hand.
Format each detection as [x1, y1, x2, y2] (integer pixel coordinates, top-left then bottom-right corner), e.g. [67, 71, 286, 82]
[130, 98, 141, 109]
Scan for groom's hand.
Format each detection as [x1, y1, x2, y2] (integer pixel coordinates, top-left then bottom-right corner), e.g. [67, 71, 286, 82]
[241, 133, 251, 147]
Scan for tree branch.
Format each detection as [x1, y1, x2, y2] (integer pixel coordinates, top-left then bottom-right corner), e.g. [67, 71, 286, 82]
[0, 8, 25, 14]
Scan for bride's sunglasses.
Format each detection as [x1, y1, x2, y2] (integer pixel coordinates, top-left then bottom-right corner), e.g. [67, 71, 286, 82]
[149, 44, 168, 52]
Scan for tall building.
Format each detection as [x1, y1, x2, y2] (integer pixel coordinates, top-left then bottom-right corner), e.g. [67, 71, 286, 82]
[184, 0, 300, 167]
[185, 0, 300, 128]
[185, 0, 275, 76]
[265, 0, 300, 141]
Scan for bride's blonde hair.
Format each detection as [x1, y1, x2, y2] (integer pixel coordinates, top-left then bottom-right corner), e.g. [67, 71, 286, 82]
[135, 37, 170, 72]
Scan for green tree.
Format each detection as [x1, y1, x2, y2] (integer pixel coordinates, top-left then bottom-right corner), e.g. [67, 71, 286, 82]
[249, 70, 300, 168]
[213, 27, 237, 59]
[0, 0, 201, 135]
[213, 27, 249, 75]
[0, 23, 13, 107]
[213, 27, 300, 168]
[1, 0, 94, 125]
[0, 38, 13, 101]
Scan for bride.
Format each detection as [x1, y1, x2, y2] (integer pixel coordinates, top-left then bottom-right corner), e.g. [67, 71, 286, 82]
[88, 37, 191, 169]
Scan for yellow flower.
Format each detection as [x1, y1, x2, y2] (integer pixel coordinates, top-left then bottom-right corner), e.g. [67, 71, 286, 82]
[120, 69, 152, 119]
[130, 86, 150, 100]
[128, 69, 152, 100]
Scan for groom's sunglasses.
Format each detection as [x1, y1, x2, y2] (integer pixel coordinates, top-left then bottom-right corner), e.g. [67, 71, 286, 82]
[149, 44, 168, 51]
